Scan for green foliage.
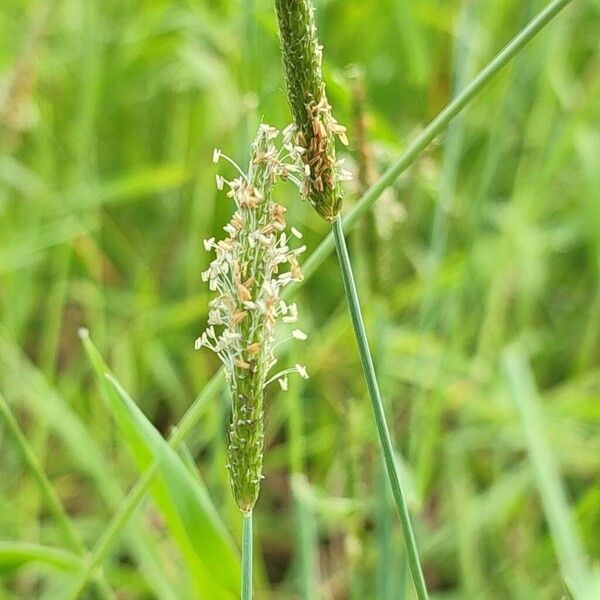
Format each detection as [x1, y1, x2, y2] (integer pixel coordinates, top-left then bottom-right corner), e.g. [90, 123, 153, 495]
[1, 0, 599, 598]
[79, 330, 240, 599]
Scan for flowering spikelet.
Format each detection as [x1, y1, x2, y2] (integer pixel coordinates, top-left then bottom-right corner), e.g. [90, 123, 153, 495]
[274, 0, 351, 222]
[197, 125, 309, 513]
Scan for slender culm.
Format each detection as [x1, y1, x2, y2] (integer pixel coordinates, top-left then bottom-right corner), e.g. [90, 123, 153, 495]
[273, 1, 429, 597]
[274, 0, 349, 222]
[242, 512, 253, 599]
[333, 217, 429, 600]
[197, 125, 309, 513]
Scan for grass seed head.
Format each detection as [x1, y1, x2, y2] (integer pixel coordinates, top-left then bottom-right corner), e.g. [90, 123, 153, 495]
[275, 0, 350, 222]
[197, 124, 308, 513]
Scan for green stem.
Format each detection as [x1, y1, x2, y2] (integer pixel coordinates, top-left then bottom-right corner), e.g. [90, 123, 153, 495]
[332, 217, 428, 600]
[241, 512, 253, 600]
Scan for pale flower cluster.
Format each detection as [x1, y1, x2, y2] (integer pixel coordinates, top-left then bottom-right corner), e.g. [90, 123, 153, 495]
[195, 124, 309, 394]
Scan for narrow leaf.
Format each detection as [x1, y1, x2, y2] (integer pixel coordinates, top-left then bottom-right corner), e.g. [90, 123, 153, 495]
[80, 330, 240, 598]
[0, 543, 81, 573]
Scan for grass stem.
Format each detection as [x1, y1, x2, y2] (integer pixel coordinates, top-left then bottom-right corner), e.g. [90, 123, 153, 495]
[242, 512, 253, 600]
[332, 217, 428, 599]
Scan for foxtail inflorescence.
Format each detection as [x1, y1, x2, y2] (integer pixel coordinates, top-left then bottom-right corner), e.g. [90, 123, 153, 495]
[274, 0, 351, 222]
[196, 124, 309, 513]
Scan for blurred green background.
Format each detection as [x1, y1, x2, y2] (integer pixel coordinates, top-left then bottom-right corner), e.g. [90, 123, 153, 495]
[1, 0, 599, 598]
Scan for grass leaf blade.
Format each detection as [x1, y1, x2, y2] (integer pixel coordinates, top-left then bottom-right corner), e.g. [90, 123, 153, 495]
[78, 330, 240, 599]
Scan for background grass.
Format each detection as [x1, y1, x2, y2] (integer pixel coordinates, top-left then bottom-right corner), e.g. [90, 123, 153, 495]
[1, 0, 599, 598]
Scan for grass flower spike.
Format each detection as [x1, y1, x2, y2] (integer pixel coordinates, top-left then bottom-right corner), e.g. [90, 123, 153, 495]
[274, 0, 350, 222]
[196, 124, 308, 514]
